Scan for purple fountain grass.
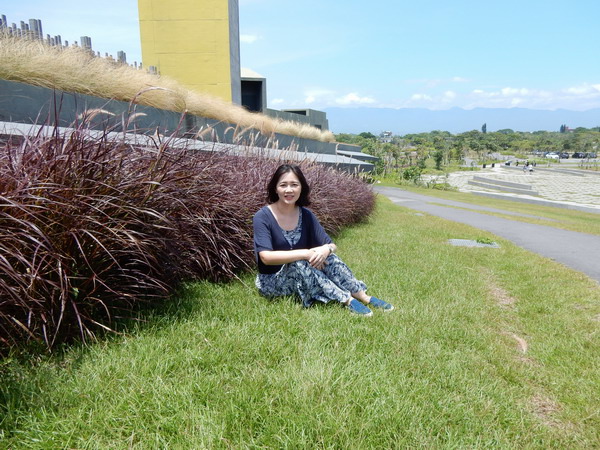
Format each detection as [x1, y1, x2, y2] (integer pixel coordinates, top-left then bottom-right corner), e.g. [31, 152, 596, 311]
[0, 123, 375, 350]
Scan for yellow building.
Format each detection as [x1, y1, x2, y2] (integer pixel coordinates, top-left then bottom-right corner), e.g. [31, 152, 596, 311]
[138, 0, 241, 104]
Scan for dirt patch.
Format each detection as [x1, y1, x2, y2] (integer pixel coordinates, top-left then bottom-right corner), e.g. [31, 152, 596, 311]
[479, 267, 518, 308]
[490, 284, 517, 308]
[502, 331, 528, 354]
[530, 393, 576, 432]
[511, 333, 529, 354]
[531, 394, 560, 427]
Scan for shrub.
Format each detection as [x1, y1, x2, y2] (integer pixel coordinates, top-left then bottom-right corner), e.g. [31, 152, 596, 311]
[401, 165, 422, 183]
[0, 124, 375, 349]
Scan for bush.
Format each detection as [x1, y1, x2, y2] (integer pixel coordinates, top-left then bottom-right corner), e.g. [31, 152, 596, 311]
[401, 165, 422, 183]
[0, 124, 375, 349]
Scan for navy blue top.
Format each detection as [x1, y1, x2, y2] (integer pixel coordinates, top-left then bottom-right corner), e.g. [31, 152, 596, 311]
[253, 206, 332, 274]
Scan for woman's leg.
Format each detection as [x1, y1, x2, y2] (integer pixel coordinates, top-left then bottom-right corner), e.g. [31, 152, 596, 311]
[321, 254, 368, 301]
[351, 290, 371, 304]
[286, 260, 353, 307]
[322, 255, 394, 311]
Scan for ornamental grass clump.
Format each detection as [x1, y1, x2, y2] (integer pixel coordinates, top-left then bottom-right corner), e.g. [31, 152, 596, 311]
[0, 34, 335, 142]
[0, 123, 375, 350]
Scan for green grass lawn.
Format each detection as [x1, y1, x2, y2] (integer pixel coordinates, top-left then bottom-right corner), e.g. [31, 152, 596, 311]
[2, 198, 599, 448]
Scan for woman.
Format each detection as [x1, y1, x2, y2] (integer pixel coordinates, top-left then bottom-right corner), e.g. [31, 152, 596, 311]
[253, 164, 393, 316]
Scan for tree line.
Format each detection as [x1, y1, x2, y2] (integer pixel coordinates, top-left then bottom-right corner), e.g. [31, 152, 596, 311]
[336, 127, 600, 175]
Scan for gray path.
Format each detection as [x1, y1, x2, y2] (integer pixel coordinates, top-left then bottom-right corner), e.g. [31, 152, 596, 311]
[375, 186, 600, 284]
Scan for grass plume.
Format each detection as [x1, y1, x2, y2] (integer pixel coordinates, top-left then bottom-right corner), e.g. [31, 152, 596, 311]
[0, 34, 335, 143]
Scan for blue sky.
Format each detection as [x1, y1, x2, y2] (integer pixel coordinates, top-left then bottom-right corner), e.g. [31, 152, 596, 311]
[3, 0, 600, 111]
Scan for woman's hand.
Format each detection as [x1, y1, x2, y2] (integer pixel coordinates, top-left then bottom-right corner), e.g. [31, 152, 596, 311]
[307, 245, 331, 270]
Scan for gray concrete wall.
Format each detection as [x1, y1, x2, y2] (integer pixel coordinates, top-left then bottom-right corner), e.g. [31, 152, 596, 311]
[0, 79, 338, 155]
[336, 142, 363, 153]
[0, 120, 373, 173]
[228, 0, 242, 105]
[266, 108, 329, 131]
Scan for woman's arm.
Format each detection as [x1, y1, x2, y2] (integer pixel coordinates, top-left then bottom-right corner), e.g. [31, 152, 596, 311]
[259, 243, 336, 270]
[258, 249, 313, 266]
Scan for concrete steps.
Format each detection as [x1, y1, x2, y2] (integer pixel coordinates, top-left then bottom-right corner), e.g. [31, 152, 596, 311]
[467, 176, 539, 196]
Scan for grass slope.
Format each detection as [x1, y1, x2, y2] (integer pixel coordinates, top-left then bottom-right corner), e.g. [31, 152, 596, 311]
[1, 198, 599, 448]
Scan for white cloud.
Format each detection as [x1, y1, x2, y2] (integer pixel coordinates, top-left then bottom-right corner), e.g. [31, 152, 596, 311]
[401, 84, 600, 110]
[303, 88, 335, 105]
[335, 92, 375, 105]
[240, 34, 260, 44]
[271, 98, 284, 105]
[501, 87, 531, 97]
[462, 84, 600, 109]
[464, 87, 553, 108]
[289, 88, 377, 107]
[410, 93, 433, 101]
[564, 84, 600, 95]
[397, 78, 600, 110]
[286, 81, 600, 110]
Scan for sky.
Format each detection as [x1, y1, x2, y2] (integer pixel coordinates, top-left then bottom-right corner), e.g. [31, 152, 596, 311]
[2, 0, 600, 112]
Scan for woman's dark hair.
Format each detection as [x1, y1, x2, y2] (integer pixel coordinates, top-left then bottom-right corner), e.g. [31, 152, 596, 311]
[267, 164, 311, 206]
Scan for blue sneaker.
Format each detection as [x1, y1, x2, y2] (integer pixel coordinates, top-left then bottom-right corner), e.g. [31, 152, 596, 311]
[347, 299, 373, 317]
[369, 297, 394, 312]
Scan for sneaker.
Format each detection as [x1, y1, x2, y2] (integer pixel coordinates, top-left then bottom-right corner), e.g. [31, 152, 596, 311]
[368, 297, 394, 311]
[347, 299, 373, 317]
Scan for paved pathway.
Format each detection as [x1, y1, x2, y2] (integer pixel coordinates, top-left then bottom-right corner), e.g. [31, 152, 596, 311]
[374, 185, 600, 284]
[422, 164, 600, 212]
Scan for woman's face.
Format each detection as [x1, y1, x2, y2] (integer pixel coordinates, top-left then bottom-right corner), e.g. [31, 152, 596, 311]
[276, 171, 301, 205]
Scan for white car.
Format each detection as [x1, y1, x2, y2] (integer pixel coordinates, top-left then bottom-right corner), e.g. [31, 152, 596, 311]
[545, 152, 559, 160]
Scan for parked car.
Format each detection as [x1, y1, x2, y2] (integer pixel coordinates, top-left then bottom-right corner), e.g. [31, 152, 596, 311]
[559, 152, 570, 159]
[587, 152, 597, 158]
[545, 152, 559, 160]
[572, 152, 587, 158]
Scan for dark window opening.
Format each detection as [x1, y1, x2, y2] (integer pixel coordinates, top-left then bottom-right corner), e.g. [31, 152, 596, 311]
[241, 80, 263, 112]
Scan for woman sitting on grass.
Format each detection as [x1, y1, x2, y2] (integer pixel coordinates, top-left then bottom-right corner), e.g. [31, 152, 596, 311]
[253, 164, 394, 316]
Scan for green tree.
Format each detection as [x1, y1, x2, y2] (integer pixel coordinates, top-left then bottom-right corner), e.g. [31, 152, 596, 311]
[359, 131, 377, 140]
[433, 149, 444, 170]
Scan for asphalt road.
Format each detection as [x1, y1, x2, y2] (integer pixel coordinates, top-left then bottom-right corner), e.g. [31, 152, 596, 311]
[375, 186, 600, 284]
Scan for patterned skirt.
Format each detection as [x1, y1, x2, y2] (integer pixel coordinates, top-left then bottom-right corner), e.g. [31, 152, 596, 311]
[255, 254, 368, 307]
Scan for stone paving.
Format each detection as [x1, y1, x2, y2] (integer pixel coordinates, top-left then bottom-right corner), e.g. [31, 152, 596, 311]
[425, 165, 600, 211]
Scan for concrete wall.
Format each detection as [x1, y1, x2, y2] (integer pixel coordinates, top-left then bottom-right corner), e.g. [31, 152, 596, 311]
[138, 0, 241, 103]
[0, 79, 338, 155]
[266, 108, 329, 131]
[283, 109, 329, 131]
[228, 0, 241, 105]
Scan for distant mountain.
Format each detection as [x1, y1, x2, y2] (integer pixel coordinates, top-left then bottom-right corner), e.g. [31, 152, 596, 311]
[323, 107, 600, 135]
